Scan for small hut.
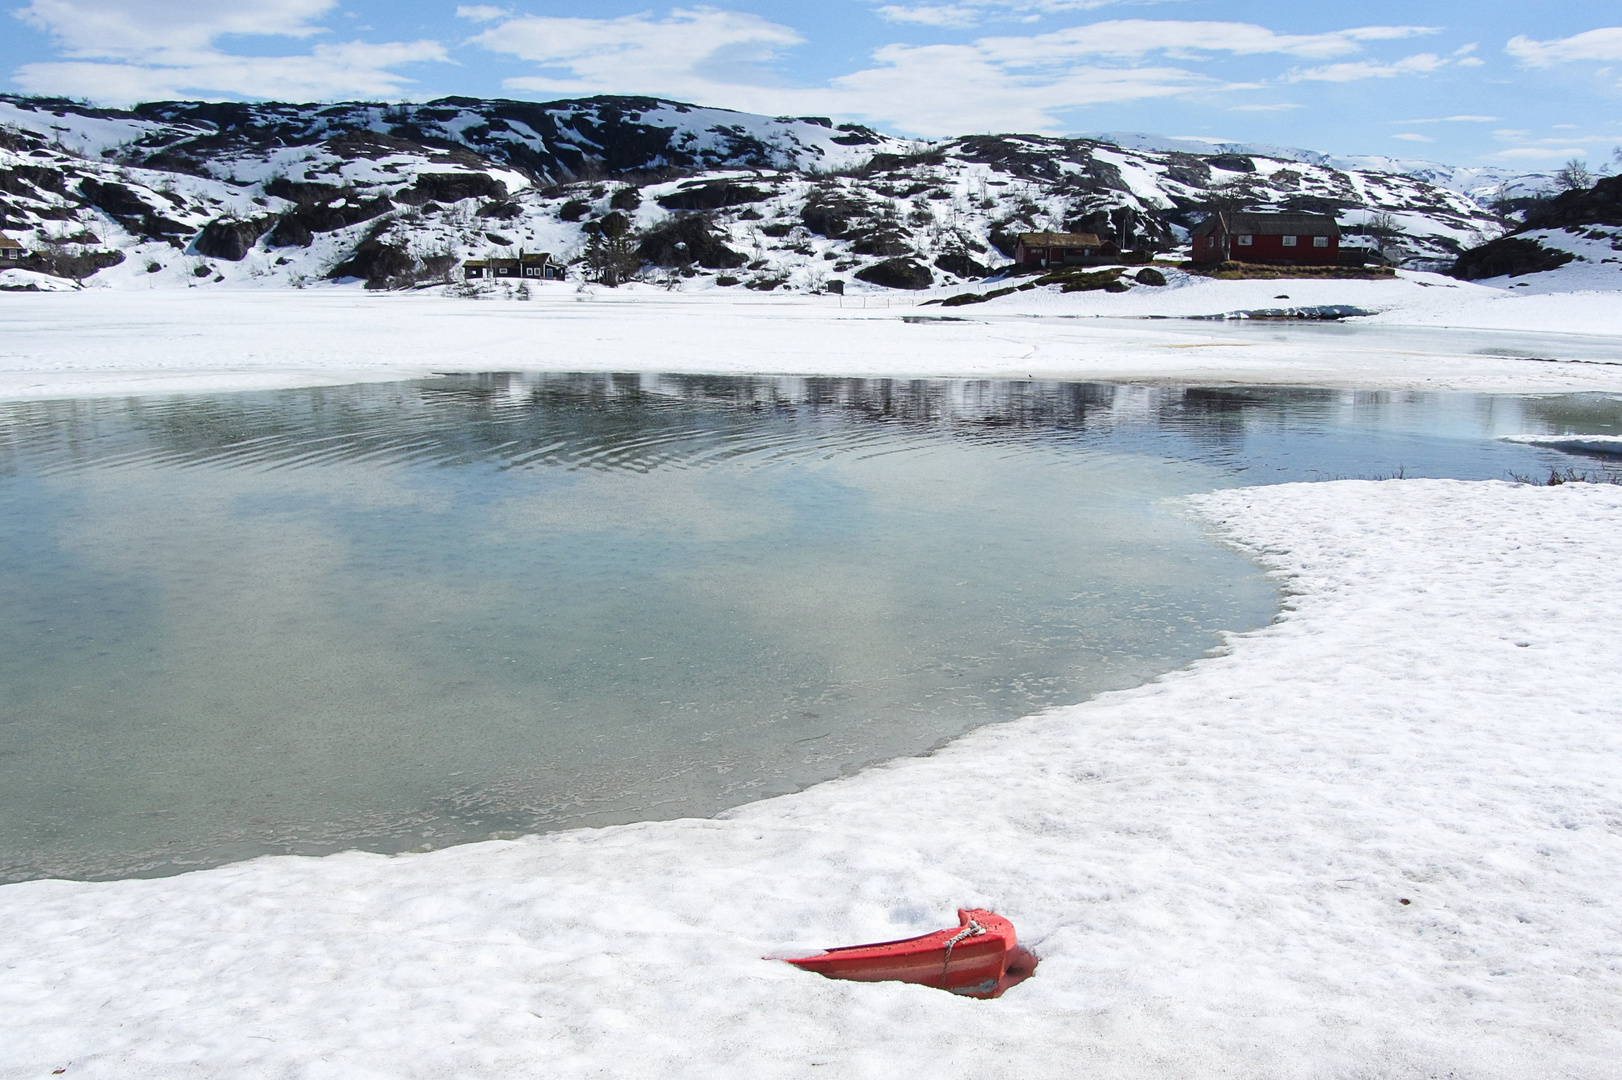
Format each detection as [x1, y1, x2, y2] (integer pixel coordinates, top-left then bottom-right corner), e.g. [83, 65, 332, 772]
[463, 251, 565, 281]
[1013, 232, 1119, 268]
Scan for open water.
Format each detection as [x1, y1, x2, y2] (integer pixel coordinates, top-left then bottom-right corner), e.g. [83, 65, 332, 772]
[1, 374, 1616, 882]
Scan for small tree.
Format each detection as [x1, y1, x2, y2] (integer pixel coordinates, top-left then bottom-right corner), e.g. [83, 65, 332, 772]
[1366, 211, 1403, 264]
[582, 213, 639, 286]
[1554, 158, 1593, 192]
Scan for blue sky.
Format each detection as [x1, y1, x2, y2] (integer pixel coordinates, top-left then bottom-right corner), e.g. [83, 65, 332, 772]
[4, 0, 1619, 166]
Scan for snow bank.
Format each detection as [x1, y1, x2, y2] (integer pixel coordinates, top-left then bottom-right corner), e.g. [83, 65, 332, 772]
[3, 478, 1621, 1079]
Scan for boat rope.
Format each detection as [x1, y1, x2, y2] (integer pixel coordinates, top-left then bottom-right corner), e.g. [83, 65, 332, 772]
[941, 919, 986, 985]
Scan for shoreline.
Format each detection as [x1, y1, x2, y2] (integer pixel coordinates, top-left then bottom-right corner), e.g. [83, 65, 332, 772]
[3, 479, 1621, 1077]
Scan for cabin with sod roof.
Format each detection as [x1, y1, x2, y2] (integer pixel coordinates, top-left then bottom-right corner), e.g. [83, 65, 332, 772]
[1013, 231, 1120, 268]
[1191, 212, 1340, 265]
[463, 252, 565, 281]
[0, 233, 24, 262]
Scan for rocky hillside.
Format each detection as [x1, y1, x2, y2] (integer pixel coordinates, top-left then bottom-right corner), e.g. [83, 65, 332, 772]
[0, 93, 1520, 295]
[1451, 175, 1622, 286]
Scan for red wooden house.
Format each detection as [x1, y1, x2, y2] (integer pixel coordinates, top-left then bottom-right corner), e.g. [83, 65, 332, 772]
[1191, 212, 1340, 265]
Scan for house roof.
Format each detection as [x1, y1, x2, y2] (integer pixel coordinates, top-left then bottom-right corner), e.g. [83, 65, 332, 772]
[1192, 212, 1340, 237]
[0, 234, 23, 250]
[1017, 231, 1105, 247]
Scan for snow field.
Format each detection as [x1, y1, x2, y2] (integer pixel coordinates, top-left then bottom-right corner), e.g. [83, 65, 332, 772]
[2, 479, 1621, 1078]
[4, 286, 1622, 403]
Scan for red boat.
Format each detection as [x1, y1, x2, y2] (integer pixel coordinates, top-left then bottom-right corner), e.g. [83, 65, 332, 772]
[780, 908, 1037, 999]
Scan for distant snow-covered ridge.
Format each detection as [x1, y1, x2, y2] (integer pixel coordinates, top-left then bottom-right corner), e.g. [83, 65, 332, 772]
[0, 94, 1520, 295]
[1088, 131, 1556, 203]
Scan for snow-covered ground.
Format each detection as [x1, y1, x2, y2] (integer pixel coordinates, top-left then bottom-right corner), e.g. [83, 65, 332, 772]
[3, 274, 1622, 402]
[3, 479, 1620, 1078]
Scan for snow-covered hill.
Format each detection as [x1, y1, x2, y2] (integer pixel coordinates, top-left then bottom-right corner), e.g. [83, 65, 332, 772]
[0, 94, 1523, 295]
[1089, 131, 1555, 204]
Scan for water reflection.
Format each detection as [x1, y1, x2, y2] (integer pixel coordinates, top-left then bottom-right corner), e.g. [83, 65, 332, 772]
[1, 375, 1618, 884]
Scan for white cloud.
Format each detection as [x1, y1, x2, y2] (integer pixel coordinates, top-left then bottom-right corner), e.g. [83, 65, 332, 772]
[470, 8, 805, 99]
[1392, 133, 1433, 142]
[11, 0, 449, 103]
[1228, 103, 1303, 112]
[14, 41, 449, 103]
[15, 0, 336, 56]
[454, 5, 509, 22]
[1506, 27, 1622, 67]
[1397, 115, 1499, 124]
[874, 5, 984, 28]
[1284, 53, 1446, 82]
[970, 20, 1438, 62]
[872, 0, 1166, 27]
[1456, 56, 1484, 67]
[468, 10, 1449, 137]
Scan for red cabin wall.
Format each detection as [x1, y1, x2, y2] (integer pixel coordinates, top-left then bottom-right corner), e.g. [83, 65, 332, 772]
[1215, 233, 1339, 265]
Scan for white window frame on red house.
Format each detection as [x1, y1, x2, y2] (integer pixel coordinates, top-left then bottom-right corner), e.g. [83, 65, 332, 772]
[1236, 235, 1253, 246]
[1282, 235, 1298, 247]
[1313, 236, 1330, 247]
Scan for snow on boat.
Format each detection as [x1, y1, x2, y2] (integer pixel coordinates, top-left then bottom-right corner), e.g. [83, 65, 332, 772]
[780, 908, 1037, 998]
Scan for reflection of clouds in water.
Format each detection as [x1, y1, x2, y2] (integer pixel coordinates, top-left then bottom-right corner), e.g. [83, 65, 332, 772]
[29, 465, 524, 816]
[486, 468, 785, 543]
[0, 379, 1290, 883]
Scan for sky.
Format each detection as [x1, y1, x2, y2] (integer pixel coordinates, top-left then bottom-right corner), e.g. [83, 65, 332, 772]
[3, 0, 1620, 167]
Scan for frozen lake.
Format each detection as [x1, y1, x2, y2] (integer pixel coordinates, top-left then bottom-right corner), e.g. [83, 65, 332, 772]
[0, 374, 1614, 883]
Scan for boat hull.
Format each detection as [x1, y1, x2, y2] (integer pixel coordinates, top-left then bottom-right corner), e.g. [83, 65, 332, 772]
[781, 908, 1036, 999]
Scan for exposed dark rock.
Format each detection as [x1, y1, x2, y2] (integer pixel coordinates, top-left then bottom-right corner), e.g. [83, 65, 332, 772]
[267, 193, 393, 246]
[78, 178, 153, 219]
[1134, 267, 1167, 286]
[1450, 236, 1575, 280]
[988, 227, 1021, 259]
[1207, 154, 1256, 173]
[0, 164, 66, 197]
[1524, 175, 1622, 229]
[609, 186, 642, 210]
[485, 233, 512, 246]
[933, 251, 988, 278]
[192, 216, 274, 261]
[477, 200, 522, 219]
[396, 172, 508, 206]
[22, 246, 125, 280]
[268, 216, 313, 247]
[77, 178, 190, 241]
[264, 177, 344, 204]
[759, 222, 794, 238]
[637, 214, 746, 268]
[801, 191, 870, 237]
[559, 199, 589, 221]
[849, 225, 911, 257]
[830, 124, 885, 146]
[855, 257, 933, 289]
[327, 237, 416, 288]
[657, 181, 769, 211]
